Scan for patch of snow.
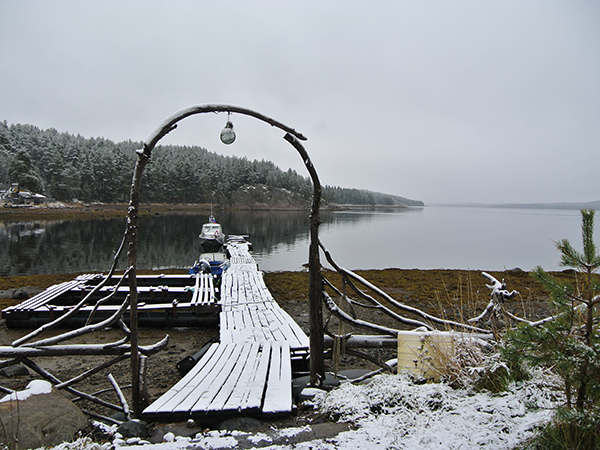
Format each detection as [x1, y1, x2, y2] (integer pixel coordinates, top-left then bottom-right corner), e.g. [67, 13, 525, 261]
[247, 432, 273, 444]
[49, 437, 105, 450]
[309, 372, 562, 449]
[51, 370, 562, 450]
[276, 425, 312, 438]
[0, 379, 52, 403]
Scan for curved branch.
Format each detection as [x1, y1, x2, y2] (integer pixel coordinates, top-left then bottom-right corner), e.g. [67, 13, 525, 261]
[12, 265, 129, 347]
[145, 104, 307, 156]
[85, 266, 133, 326]
[23, 295, 131, 348]
[319, 240, 491, 334]
[323, 276, 433, 330]
[323, 290, 401, 337]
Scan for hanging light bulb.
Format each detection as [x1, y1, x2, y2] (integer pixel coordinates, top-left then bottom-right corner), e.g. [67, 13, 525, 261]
[220, 112, 236, 145]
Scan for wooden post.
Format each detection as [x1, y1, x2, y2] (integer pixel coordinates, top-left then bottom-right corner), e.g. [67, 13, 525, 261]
[283, 133, 325, 385]
[126, 147, 150, 418]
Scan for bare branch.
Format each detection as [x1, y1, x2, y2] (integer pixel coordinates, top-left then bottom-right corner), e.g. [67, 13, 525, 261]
[55, 354, 130, 389]
[108, 373, 131, 421]
[22, 295, 130, 348]
[12, 258, 129, 347]
[320, 240, 490, 334]
[86, 266, 133, 325]
[323, 290, 401, 336]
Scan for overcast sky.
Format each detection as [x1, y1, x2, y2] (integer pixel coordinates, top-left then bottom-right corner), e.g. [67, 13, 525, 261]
[1, 1, 598, 205]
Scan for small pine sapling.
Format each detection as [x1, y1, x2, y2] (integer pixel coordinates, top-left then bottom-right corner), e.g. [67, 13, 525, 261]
[503, 209, 600, 410]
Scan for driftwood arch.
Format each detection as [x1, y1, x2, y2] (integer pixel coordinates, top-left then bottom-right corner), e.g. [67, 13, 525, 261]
[126, 104, 324, 416]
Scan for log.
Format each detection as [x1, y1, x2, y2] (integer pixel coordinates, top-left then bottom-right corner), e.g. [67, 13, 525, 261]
[323, 335, 398, 349]
[0, 336, 169, 358]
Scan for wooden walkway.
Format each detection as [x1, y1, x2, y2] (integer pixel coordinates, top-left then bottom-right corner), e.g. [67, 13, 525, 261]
[143, 241, 308, 420]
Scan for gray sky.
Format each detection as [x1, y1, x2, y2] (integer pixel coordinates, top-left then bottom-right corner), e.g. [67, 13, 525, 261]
[1, 0, 599, 205]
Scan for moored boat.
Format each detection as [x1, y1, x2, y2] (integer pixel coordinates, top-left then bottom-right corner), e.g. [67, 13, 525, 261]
[199, 215, 225, 252]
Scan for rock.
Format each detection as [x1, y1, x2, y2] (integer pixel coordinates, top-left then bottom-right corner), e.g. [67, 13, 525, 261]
[12, 288, 28, 300]
[149, 422, 204, 443]
[117, 419, 149, 438]
[0, 380, 88, 450]
[298, 387, 326, 401]
[217, 416, 263, 432]
[0, 364, 29, 378]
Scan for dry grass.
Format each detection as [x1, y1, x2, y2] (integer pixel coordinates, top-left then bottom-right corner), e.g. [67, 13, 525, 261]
[264, 268, 579, 326]
[0, 267, 581, 325]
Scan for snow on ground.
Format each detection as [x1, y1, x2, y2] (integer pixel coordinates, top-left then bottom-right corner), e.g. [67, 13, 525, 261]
[0, 379, 53, 403]
[51, 371, 563, 450]
[308, 371, 561, 449]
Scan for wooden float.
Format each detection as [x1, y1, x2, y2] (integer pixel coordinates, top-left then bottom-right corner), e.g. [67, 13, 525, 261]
[3, 239, 308, 419]
[2, 273, 220, 328]
[142, 241, 307, 420]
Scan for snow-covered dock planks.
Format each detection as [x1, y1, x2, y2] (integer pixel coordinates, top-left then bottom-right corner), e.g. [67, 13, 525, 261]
[219, 303, 309, 350]
[142, 342, 292, 421]
[1, 274, 102, 319]
[219, 242, 309, 352]
[2, 274, 219, 328]
[190, 272, 215, 306]
[143, 241, 306, 420]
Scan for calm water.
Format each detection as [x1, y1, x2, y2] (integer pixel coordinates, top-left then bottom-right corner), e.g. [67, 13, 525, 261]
[0, 206, 594, 277]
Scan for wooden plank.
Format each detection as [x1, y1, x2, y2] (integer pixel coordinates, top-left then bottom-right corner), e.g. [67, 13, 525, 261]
[203, 344, 253, 411]
[142, 342, 221, 414]
[191, 273, 201, 306]
[244, 342, 272, 410]
[268, 305, 310, 349]
[170, 344, 238, 414]
[248, 308, 278, 342]
[6, 279, 85, 311]
[223, 342, 265, 411]
[262, 343, 292, 414]
[186, 344, 246, 413]
[205, 274, 214, 305]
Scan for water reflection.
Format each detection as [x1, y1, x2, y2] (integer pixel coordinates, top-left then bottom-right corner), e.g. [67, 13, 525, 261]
[2, 206, 586, 276]
[0, 210, 317, 276]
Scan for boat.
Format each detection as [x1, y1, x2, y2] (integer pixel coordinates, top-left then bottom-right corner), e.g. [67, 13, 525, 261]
[190, 250, 229, 277]
[199, 215, 225, 252]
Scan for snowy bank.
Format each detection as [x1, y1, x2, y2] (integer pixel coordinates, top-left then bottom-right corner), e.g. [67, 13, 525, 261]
[48, 369, 563, 450]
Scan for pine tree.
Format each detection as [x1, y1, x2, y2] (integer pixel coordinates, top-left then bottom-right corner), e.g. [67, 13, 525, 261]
[503, 209, 600, 409]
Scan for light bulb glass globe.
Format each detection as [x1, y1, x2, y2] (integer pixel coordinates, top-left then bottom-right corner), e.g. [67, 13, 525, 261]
[220, 122, 236, 145]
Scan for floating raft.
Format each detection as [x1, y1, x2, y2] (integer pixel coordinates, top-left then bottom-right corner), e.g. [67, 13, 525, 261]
[2, 273, 219, 328]
[142, 241, 308, 420]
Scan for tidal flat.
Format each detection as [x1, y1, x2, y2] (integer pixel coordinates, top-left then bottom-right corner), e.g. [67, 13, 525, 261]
[0, 267, 580, 324]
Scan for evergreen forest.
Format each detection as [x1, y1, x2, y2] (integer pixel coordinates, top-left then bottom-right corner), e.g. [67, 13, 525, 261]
[0, 121, 423, 207]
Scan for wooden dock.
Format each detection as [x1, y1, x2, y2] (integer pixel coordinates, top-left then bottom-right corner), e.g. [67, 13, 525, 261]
[2, 274, 220, 328]
[2, 240, 308, 420]
[142, 241, 308, 420]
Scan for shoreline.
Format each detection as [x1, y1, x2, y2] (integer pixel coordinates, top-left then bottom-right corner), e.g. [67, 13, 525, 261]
[0, 266, 574, 321]
[0, 201, 417, 222]
[0, 202, 215, 221]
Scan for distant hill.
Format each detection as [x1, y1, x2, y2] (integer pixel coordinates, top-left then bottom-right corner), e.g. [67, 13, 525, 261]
[0, 121, 423, 208]
[493, 201, 600, 210]
[436, 201, 600, 210]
